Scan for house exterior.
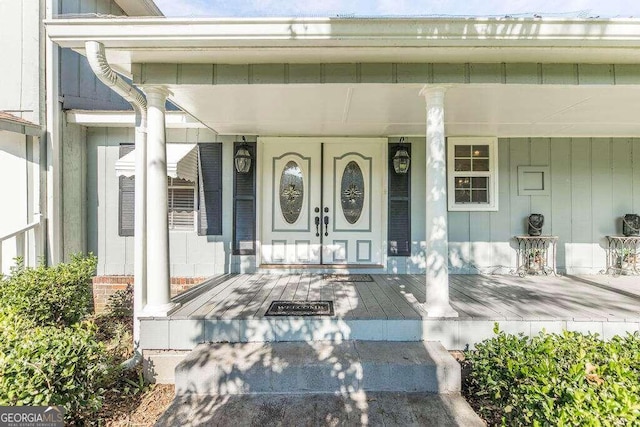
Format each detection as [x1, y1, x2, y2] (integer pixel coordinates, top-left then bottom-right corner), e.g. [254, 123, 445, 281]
[0, 0, 637, 364]
[1, 0, 163, 276]
[45, 14, 640, 313]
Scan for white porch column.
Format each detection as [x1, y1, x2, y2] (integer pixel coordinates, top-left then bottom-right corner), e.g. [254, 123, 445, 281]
[143, 86, 176, 315]
[133, 108, 147, 339]
[420, 86, 458, 318]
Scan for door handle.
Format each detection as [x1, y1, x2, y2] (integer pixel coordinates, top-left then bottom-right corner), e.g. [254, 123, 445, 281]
[324, 215, 329, 236]
[315, 216, 320, 237]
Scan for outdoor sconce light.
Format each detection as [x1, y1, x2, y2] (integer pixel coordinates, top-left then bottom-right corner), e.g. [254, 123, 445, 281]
[393, 137, 411, 174]
[234, 137, 252, 174]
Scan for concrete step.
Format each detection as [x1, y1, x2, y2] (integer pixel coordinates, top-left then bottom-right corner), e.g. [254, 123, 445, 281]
[157, 392, 484, 427]
[174, 341, 460, 396]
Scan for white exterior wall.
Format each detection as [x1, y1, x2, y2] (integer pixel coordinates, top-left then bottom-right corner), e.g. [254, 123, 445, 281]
[0, 131, 29, 273]
[0, 0, 41, 124]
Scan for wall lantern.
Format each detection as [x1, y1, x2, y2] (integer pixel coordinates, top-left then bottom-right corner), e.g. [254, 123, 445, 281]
[234, 137, 252, 174]
[393, 137, 411, 174]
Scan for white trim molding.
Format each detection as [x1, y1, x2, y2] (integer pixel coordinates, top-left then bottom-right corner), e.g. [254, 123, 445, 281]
[447, 137, 499, 212]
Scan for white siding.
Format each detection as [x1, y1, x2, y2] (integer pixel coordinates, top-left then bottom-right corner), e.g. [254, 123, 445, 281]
[0, 131, 29, 274]
[0, 0, 41, 124]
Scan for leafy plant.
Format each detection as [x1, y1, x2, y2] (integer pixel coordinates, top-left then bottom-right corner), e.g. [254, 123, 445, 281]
[464, 324, 640, 426]
[0, 254, 97, 327]
[0, 309, 112, 423]
[106, 283, 134, 318]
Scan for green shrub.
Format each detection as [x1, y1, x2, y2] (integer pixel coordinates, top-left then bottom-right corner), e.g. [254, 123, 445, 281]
[465, 324, 640, 426]
[0, 254, 97, 327]
[106, 283, 134, 318]
[0, 309, 112, 423]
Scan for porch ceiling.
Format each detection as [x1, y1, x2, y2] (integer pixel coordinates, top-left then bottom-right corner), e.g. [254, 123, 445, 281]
[166, 83, 640, 137]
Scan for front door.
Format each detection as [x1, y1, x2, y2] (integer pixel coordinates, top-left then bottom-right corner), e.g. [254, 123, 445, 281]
[260, 138, 385, 266]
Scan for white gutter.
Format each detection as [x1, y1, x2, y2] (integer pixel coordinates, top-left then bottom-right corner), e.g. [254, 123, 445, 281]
[46, 17, 640, 49]
[85, 41, 147, 368]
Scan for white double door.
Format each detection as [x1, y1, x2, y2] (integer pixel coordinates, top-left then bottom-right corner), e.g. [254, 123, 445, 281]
[261, 138, 386, 266]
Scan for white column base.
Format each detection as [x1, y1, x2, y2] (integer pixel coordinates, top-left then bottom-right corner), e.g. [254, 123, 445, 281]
[423, 303, 459, 318]
[140, 302, 180, 318]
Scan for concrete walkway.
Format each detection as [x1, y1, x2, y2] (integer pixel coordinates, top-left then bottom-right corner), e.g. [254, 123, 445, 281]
[155, 392, 484, 426]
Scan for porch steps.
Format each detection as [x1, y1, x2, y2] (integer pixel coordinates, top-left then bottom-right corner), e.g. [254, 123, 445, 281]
[174, 340, 460, 396]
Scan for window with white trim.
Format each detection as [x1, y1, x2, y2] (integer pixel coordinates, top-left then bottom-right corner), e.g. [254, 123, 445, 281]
[168, 177, 197, 230]
[447, 137, 499, 211]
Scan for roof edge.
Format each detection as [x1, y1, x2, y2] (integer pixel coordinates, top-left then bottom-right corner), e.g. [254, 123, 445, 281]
[113, 0, 163, 17]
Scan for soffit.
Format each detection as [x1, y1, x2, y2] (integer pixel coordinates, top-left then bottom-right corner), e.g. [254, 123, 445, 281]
[164, 83, 640, 137]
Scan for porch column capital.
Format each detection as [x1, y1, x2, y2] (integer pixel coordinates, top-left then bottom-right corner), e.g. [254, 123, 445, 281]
[142, 85, 178, 317]
[422, 84, 458, 318]
[419, 85, 448, 104]
[143, 86, 172, 105]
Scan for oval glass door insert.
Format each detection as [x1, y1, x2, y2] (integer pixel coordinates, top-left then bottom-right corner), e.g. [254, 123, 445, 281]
[341, 161, 364, 224]
[279, 161, 304, 224]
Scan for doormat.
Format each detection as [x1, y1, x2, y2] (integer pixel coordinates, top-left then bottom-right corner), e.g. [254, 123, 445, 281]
[265, 300, 334, 316]
[323, 274, 373, 282]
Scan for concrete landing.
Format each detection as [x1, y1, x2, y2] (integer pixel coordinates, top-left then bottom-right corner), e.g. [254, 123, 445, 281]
[156, 392, 484, 427]
[174, 341, 460, 396]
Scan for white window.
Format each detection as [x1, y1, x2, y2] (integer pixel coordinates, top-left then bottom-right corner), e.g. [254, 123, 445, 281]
[168, 177, 197, 230]
[447, 137, 499, 211]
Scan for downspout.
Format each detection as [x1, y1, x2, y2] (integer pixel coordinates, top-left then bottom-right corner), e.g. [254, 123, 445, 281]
[85, 41, 147, 369]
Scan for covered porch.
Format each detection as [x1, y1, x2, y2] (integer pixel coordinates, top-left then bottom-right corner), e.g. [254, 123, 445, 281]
[140, 273, 640, 351]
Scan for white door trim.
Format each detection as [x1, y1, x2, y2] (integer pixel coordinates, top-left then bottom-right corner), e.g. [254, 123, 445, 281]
[257, 136, 388, 268]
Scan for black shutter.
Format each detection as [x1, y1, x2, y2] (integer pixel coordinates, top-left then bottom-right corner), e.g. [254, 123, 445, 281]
[198, 143, 223, 235]
[118, 144, 135, 236]
[233, 141, 256, 255]
[388, 143, 411, 256]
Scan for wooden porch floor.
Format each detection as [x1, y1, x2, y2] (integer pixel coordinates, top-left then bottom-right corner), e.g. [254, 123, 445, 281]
[168, 273, 640, 321]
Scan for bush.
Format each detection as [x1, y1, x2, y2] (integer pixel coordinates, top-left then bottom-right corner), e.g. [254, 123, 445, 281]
[465, 324, 640, 426]
[0, 309, 112, 423]
[0, 254, 97, 327]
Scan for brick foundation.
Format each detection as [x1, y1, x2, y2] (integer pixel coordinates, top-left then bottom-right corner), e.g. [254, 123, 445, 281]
[92, 276, 206, 314]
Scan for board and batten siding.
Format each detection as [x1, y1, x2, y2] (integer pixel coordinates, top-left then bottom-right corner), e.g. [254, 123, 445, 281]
[59, 0, 133, 111]
[86, 130, 640, 276]
[86, 127, 247, 277]
[447, 137, 640, 274]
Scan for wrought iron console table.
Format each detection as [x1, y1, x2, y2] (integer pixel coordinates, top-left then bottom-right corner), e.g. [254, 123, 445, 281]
[512, 235, 559, 277]
[602, 235, 640, 276]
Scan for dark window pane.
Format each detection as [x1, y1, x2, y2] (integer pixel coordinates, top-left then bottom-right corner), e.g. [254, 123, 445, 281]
[454, 145, 471, 157]
[455, 159, 471, 171]
[472, 190, 488, 203]
[455, 177, 471, 189]
[341, 161, 365, 224]
[472, 177, 488, 189]
[472, 145, 489, 157]
[280, 161, 304, 224]
[473, 158, 489, 171]
[455, 190, 471, 203]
